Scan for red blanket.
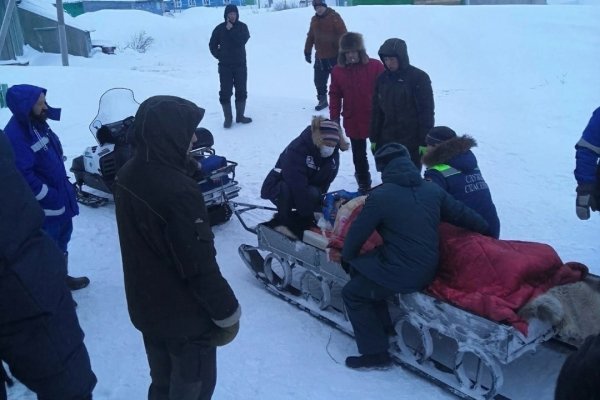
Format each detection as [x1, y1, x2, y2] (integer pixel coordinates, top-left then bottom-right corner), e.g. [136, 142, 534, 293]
[427, 224, 588, 335]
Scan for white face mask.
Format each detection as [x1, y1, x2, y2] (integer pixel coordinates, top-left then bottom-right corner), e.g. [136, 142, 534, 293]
[320, 146, 335, 158]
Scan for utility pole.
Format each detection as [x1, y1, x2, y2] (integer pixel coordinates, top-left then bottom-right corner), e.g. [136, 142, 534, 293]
[0, 0, 17, 54]
[55, 0, 69, 66]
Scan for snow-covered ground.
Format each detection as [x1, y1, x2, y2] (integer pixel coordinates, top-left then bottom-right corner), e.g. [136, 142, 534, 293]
[1, 3, 599, 399]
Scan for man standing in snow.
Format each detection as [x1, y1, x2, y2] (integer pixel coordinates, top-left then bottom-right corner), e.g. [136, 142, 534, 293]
[304, 0, 347, 111]
[370, 38, 434, 170]
[209, 4, 252, 128]
[0, 130, 96, 399]
[574, 106, 600, 220]
[329, 32, 384, 193]
[3, 84, 90, 291]
[341, 143, 488, 369]
[113, 95, 241, 399]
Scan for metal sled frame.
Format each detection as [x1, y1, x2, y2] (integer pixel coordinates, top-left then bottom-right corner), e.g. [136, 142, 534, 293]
[234, 203, 560, 400]
[191, 147, 241, 208]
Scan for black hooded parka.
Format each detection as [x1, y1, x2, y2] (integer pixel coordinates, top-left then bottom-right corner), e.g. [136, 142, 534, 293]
[113, 96, 239, 339]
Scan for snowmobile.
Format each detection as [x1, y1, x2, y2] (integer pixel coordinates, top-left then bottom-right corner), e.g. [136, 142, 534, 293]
[233, 199, 598, 400]
[70, 88, 240, 225]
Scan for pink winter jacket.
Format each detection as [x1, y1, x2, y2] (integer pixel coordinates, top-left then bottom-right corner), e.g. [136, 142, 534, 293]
[329, 58, 384, 140]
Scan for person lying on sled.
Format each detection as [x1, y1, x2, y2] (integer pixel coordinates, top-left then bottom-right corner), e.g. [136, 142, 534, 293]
[261, 116, 348, 240]
[340, 143, 488, 370]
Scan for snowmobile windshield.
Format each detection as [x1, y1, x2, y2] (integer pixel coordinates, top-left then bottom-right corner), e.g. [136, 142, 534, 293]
[89, 88, 140, 143]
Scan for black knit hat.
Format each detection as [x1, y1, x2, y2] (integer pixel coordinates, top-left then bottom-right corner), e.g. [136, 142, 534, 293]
[374, 142, 409, 172]
[426, 126, 457, 146]
[312, 0, 327, 7]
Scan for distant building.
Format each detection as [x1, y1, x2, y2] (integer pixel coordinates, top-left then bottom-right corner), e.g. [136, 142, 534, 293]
[0, 0, 26, 62]
[61, 0, 252, 17]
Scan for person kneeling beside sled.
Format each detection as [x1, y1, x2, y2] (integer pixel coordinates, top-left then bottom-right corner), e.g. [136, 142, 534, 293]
[340, 143, 489, 369]
[260, 116, 348, 240]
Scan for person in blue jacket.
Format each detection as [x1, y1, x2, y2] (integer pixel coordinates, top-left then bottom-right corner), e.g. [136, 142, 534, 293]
[574, 106, 600, 220]
[0, 130, 96, 399]
[422, 126, 500, 238]
[4, 84, 89, 290]
[341, 143, 488, 370]
[261, 116, 348, 240]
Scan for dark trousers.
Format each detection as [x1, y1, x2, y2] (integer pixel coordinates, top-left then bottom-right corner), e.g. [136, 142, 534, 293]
[274, 181, 321, 223]
[350, 138, 370, 178]
[143, 335, 217, 400]
[218, 64, 247, 104]
[313, 57, 337, 97]
[342, 273, 395, 355]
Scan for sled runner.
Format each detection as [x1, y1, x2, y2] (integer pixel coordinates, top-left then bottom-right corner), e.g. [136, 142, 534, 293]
[70, 88, 240, 225]
[233, 201, 593, 400]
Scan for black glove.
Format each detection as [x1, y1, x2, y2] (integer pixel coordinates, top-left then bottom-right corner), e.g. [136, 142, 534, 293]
[304, 53, 312, 64]
[576, 183, 598, 220]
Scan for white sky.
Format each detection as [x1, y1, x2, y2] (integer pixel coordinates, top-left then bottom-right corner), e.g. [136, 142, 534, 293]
[1, 3, 599, 399]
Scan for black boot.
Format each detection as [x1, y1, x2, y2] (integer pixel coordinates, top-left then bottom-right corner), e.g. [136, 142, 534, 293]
[64, 252, 90, 291]
[355, 172, 372, 194]
[235, 100, 252, 124]
[315, 95, 328, 111]
[345, 352, 392, 370]
[222, 102, 233, 128]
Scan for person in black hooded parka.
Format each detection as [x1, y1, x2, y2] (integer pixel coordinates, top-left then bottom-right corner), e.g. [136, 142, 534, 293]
[341, 143, 488, 370]
[0, 130, 96, 399]
[369, 38, 434, 170]
[209, 5, 252, 128]
[113, 96, 241, 400]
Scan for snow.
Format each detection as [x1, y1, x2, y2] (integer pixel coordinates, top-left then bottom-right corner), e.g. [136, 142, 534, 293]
[1, 3, 599, 400]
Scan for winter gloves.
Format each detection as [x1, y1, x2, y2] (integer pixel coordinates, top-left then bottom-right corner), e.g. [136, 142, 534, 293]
[207, 305, 241, 347]
[304, 52, 312, 64]
[576, 183, 598, 220]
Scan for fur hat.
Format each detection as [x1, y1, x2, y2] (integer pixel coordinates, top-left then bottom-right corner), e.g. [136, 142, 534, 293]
[311, 116, 349, 151]
[426, 126, 457, 146]
[338, 32, 370, 67]
[374, 142, 409, 172]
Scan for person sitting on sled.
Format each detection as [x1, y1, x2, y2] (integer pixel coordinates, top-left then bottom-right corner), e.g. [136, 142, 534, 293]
[261, 116, 349, 240]
[422, 126, 500, 238]
[341, 143, 489, 370]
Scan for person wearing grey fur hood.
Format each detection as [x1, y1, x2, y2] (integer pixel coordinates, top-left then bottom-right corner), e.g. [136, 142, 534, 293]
[261, 116, 349, 240]
[422, 126, 500, 238]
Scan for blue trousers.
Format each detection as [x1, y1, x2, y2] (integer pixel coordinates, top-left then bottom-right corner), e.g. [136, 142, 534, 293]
[42, 218, 73, 254]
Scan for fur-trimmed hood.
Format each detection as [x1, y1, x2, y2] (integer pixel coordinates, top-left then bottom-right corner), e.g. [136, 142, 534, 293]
[310, 116, 349, 151]
[337, 32, 369, 67]
[422, 135, 477, 167]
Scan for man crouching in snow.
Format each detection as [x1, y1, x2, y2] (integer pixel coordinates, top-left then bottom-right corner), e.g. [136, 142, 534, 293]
[341, 143, 489, 370]
[113, 96, 241, 399]
[0, 130, 96, 399]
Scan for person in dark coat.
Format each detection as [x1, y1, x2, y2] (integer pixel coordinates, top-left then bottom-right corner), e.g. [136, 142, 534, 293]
[341, 143, 489, 369]
[329, 32, 384, 193]
[0, 130, 96, 399]
[261, 116, 349, 240]
[574, 106, 600, 220]
[3, 84, 89, 290]
[304, 0, 347, 111]
[369, 38, 434, 170]
[209, 4, 252, 128]
[555, 333, 600, 400]
[113, 96, 241, 400]
[422, 126, 500, 238]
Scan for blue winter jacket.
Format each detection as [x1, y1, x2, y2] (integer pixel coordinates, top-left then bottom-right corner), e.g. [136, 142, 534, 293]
[422, 136, 500, 239]
[261, 126, 340, 217]
[4, 85, 78, 223]
[342, 152, 489, 294]
[575, 107, 600, 185]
